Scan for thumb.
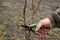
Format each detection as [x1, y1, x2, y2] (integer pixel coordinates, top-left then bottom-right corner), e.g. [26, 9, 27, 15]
[35, 21, 43, 31]
[35, 24, 42, 31]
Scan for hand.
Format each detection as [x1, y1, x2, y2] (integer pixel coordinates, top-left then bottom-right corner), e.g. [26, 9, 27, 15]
[35, 28, 50, 38]
[35, 18, 52, 38]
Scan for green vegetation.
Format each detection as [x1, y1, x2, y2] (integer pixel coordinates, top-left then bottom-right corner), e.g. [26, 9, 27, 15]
[10, 36, 20, 40]
[1, 2, 9, 7]
[0, 25, 5, 30]
[0, 36, 3, 40]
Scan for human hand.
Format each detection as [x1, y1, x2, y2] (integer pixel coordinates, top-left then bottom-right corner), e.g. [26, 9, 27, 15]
[35, 28, 50, 38]
[35, 18, 52, 38]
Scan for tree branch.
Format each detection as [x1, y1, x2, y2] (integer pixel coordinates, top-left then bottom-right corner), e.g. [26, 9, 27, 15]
[23, 0, 28, 40]
[32, 0, 41, 14]
[31, 0, 41, 23]
[23, 0, 27, 25]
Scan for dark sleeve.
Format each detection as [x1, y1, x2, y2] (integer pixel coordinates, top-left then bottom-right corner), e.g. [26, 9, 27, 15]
[47, 12, 56, 26]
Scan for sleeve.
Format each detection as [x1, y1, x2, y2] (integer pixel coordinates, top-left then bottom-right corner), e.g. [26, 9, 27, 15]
[47, 11, 56, 26]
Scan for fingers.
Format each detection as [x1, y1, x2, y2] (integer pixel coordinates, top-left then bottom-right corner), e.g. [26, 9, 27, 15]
[42, 28, 50, 34]
[35, 21, 43, 31]
[37, 28, 50, 34]
[35, 28, 50, 39]
[35, 34, 40, 38]
[35, 34, 45, 39]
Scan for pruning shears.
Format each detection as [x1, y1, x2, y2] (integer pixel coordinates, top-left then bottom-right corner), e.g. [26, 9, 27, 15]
[21, 25, 53, 39]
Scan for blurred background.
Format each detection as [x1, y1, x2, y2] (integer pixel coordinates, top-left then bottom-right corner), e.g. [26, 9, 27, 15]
[0, 0, 60, 40]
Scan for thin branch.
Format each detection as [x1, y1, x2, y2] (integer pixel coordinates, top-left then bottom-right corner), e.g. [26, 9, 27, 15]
[32, 0, 41, 14]
[23, 0, 28, 40]
[32, 0, 35, 10]
[23, 0, 27, 25]
[31, 0, 41, 23]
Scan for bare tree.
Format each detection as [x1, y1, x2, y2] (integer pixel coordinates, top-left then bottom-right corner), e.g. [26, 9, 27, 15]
[17, 0, 42, 40]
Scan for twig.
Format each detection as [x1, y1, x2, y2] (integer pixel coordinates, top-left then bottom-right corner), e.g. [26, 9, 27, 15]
[31, 0, 41, 23]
